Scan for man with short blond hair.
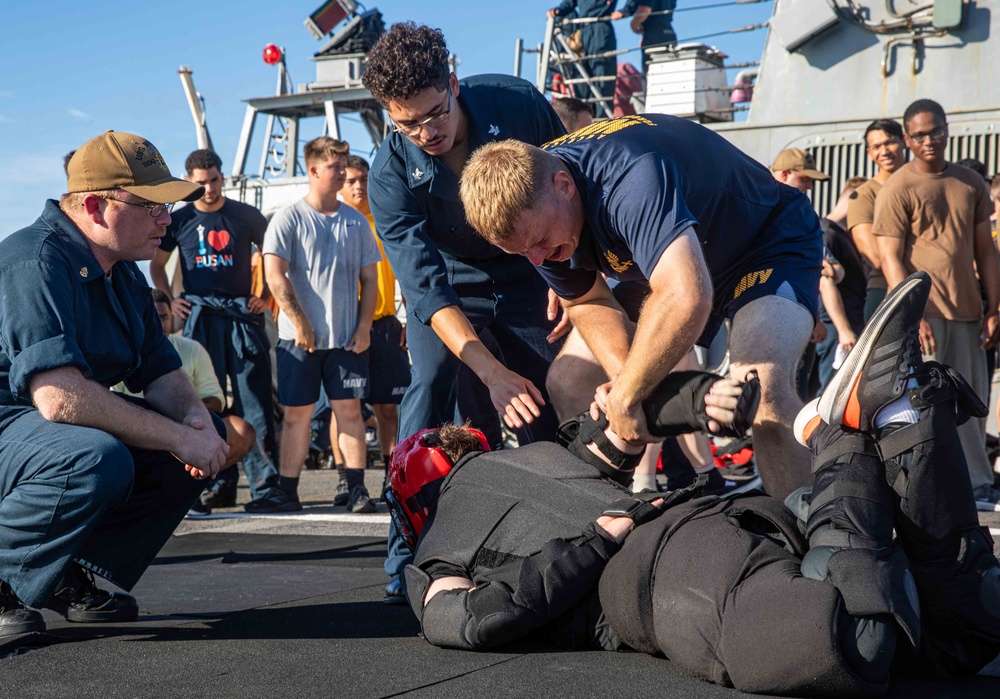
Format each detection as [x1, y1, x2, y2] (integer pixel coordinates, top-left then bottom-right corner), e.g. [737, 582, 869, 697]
[0, 130, 228, 639]
[460, 116, 824, 502]
[262, 136, 381, 514]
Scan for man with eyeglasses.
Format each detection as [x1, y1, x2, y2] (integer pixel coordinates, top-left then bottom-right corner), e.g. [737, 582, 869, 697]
[362, 22, 567, 604]
[847, 119, 907, 322]
[873, 98, 1000, 511]
[150, 149, 281, 514]
[0, 130, 229, 640]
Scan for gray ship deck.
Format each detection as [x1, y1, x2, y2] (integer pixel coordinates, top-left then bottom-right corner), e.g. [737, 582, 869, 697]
[3, 469, 1000, 698]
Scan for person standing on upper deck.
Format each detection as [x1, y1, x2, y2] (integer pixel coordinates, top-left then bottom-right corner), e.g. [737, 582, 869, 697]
[872, 98, 1000, 510]
[547, 1, 619, 110]
[612, 0, 677, 72]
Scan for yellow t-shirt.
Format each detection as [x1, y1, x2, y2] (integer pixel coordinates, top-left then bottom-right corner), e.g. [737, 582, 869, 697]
[364, 212, 399, 321]
[111, 334, 224, 404]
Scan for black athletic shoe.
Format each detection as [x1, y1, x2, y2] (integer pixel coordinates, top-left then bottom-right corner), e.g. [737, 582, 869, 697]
[818, 271, 929, 434]
[244, 488, 303, 514]
[332, 479, 349, 507]
[0, 581, 44, 638]
[45, 565, 138, 623]
[201, 490, 237, 509]
[186, 499, 212, 518]
[346, 484, 377, 514]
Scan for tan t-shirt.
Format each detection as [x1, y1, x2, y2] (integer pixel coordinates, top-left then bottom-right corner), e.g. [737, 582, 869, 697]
[846, 178, 887, 290]
[872, 162, 992, 320]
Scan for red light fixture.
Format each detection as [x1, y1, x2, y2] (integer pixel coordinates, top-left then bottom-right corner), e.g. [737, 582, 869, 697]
[262, 43, 283, 65]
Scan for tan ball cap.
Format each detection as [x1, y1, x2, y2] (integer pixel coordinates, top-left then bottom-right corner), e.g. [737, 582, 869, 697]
[66, 131, 204, 203]
[770, 148, 829, 181]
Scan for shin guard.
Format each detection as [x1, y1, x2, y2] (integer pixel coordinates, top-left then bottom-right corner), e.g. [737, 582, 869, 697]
[802, 424, 920, 652]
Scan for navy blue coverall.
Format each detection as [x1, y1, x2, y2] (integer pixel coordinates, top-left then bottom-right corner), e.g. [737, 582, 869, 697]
[552, 0, 619, 106]
[369, 74, 566, 582]
[369, 74, 566, 449]
[0, 201, 215, 607]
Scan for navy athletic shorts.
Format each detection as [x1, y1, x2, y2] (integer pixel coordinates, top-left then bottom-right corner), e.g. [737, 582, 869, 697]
[368, 315, 411, 404]
[276, 340, 369, 406]
[699, 189, 823, 347]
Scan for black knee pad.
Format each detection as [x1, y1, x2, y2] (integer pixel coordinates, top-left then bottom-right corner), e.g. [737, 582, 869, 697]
[801, 544, 920, 650]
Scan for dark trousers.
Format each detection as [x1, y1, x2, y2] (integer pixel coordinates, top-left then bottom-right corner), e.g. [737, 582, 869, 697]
[0, 404, 220, 607]
[185, 308, 278, 500]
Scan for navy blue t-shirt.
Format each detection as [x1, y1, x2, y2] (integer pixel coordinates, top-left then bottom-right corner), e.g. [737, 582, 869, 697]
[160, 198, 267, 298]
[536, 114, 789, 300]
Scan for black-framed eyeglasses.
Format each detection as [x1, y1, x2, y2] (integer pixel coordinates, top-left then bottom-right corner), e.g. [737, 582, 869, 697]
[390, 90, 452, 136]
[906, 126, 948, 145]
[101, 196, 174, 217]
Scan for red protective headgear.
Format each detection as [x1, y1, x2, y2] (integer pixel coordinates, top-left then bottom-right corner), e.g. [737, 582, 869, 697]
[386, 427, 490, 547]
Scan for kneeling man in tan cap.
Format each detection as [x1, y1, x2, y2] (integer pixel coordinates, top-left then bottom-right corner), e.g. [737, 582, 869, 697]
[0, 131, 229, 641]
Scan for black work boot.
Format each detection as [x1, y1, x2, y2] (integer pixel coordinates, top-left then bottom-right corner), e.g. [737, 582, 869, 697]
[45, 564, 138, 623]
[0, 581, 45, 638]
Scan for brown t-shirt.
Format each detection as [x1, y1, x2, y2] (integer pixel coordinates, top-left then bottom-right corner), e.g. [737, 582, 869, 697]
[847, 178, 887, 290]
[872, 162, 992, 320]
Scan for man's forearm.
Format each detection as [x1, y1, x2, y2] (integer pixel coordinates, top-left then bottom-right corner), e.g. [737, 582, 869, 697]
[429, 305, 504, 383]
[145, 369, 214, 425]
[615, 286, 710, 406]
[357, 268, 379, 334]
[269, 276, 309, 331]
[876, 237, 908, 290]
[819, 277, 852, 337]
[30, 367, 188, 452]
[567, 301, 634, 378]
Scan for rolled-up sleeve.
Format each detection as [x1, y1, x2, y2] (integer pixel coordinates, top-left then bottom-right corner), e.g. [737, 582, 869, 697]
[370, 170, 462, 325]
[0, 259, 91, 400]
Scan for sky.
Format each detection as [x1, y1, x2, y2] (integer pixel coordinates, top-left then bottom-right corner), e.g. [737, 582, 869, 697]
[0, 0, 774, 238]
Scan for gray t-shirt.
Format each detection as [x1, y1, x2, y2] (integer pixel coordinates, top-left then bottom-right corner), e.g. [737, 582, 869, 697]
[263, 199, 381, 349]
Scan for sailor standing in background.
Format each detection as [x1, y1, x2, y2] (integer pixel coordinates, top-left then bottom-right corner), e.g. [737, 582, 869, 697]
[548, 1, 619, 108]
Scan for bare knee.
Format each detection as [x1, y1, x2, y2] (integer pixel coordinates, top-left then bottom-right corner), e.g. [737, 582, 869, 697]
[223, 415, 256, 465]
[546, 332, 608, 420]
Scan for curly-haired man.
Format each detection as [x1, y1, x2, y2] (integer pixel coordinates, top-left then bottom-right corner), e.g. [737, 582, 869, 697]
[362, 22, 568, 604]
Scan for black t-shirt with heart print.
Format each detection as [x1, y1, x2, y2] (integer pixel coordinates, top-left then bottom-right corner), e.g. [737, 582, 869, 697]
[160, 198, 267, 298]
